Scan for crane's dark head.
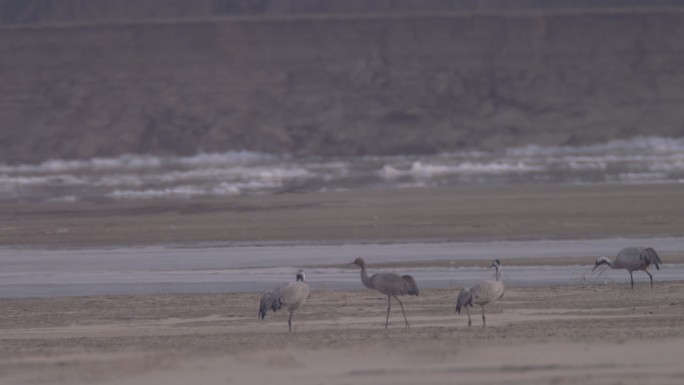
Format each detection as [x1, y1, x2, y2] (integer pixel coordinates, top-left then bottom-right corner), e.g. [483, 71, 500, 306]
[491, 259, 501, 269]
[351, 257, 366, 268]
[296, 269, 305, 282]
[593, 256, 613, 272]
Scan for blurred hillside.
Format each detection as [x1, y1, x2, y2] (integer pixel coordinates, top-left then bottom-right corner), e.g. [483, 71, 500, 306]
[2, 0, 683, 26]
[1, 2, 684, 164]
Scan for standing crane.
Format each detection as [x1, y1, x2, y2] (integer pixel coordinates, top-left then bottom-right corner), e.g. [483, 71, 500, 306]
[455, 259, 505, 327]
[593, 247, 662, 289]
[350, 257, 419, 328]
[259, 269, 310, 332]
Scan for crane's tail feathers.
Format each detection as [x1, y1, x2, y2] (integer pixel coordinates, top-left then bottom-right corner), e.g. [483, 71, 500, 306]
[644, 248, 662, 270]
[402, 275, 420, 296]
[258, 293, 272, 320]
[455, 289, 473, 314]
[259, 292, 284, 320]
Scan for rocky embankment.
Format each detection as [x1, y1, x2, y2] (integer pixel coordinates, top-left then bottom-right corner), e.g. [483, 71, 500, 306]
[1, 8, 684, 163]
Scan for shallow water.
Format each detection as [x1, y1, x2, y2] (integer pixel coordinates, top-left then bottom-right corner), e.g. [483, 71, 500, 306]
[1, 237, 682, 297]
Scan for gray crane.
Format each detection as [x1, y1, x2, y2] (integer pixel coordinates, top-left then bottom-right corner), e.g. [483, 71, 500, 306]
[259, 269, 310, 332]
[455, 259, 505, 327]
[350, 257, 419, 329]
[593, 247, 662, 289]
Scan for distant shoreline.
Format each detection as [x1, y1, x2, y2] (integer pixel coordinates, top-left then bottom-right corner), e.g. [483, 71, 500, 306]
[2, 184, 684, 247]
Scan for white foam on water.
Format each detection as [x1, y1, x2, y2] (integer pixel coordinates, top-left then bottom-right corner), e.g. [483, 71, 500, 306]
[0, 151, 279, 174]
[0, 174, 87, 186]
[506, 136, 684, 156]
[411, 160, 541, 176]
[174, 151, 280, 167]
[108, 185, 224, 199]
[2, 136, 684, 202]
[379, 164, 403, 179]
[616, 172, 669, 181]
[379, 161, 540, 180]
[649, 157, 684, 172]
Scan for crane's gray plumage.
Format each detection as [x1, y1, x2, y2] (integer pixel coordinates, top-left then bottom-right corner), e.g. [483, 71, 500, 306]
[455, 259, 505, 327]
[258, 269, 310, 332]
[593, 247, 662, 289]
[351, 257, 419, 328]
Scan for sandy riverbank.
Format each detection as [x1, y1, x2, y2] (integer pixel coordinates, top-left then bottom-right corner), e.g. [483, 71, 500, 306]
[1, 282, 684, 384]
[2, 184, 684, 247]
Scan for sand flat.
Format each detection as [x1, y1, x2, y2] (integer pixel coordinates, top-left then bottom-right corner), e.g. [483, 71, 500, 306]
[2, 184, 684, 247]
[2, 282, 684, 384]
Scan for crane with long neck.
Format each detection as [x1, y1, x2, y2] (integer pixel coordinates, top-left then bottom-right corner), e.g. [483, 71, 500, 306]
[593, 247, 662, 289]
[351, 257, 419, 329]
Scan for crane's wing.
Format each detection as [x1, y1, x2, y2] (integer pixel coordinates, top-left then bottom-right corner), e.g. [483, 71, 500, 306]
[276, 281, 310, 308]
[259, 292, 276, 320]
[455, 287, 472, 314]
[370, 273, 419, 296]
[642, 247, 662, 270]
[402, 275, 420, 296]
[470, 280, 505, 305]
[616, 247, 647, 270]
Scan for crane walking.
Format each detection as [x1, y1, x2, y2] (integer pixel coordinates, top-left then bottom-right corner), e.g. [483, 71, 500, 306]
[350, 257, 419, 328]
[455, 259, 505, 327]
[593, 247, 662, 289]
[259, 269, 310, 332]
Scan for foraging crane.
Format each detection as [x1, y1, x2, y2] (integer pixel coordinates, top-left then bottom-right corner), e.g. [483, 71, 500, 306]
[258, 269, 310, 332]
[455, 259, 505, 327]
[593, 247, 662, 289]
[350, 257, 419, 328]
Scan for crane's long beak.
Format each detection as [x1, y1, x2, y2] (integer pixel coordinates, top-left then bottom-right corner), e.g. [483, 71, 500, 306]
[592, 264, 598, 272]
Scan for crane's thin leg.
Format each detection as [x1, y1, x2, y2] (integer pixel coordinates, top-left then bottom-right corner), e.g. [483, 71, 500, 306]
[288, 312, 293, 333]
[385, 296, 391, 329]
[630, 272, 634, 289]
[466, 306, 472, 327]
[481, 306, 486, 327]
[645, 270, 654, 288]
[394, 296, 409, 328]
